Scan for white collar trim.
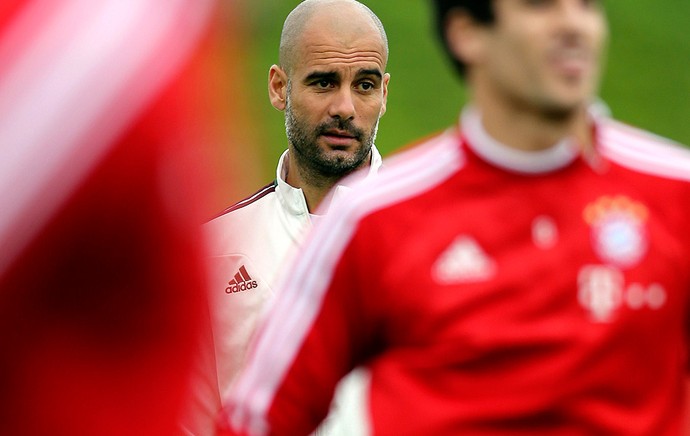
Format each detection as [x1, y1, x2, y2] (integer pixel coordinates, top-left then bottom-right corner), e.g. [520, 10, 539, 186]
[460, 106, 580, 174]
[275, 145, 383, 216]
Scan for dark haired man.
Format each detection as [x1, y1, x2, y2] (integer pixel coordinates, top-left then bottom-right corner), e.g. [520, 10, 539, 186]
[219, 1, 690, 434]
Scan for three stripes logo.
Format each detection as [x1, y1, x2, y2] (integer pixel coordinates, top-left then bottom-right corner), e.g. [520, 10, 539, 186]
[225, 265, 258, 294]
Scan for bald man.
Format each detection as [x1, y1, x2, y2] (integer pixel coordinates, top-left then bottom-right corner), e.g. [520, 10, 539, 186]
[182, 1, 390, 434]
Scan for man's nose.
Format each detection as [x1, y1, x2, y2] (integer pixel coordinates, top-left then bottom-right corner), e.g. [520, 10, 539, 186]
[328, 87, 356, 120]
[555, 0, 595, 38]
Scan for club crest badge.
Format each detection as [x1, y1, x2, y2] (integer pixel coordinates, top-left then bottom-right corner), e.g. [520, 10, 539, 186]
[583, 196, 649, 269]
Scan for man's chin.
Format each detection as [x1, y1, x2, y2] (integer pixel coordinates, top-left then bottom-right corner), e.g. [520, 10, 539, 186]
[538, 99, 587, 121]
[315, 153, 369, 177]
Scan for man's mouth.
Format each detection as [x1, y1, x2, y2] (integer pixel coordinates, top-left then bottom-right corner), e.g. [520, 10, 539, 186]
[550, 48, 592, 77]
[321, 129, 358, 146]
[323, 129, 356, 139]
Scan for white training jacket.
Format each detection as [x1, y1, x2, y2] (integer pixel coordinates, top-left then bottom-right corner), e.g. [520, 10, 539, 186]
[183, 147, 382, 435]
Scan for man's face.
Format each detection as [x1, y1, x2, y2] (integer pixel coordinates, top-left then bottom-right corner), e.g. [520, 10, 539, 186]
[281, 15, 389, 179]
[285, 81, 380, 177]
[476, 0, 608, 116]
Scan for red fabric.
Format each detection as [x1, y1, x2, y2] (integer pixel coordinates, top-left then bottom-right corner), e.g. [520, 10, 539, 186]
[0, 101, 208, 436]
[0, 1, 230, 434]
[220, 122, 690, 435]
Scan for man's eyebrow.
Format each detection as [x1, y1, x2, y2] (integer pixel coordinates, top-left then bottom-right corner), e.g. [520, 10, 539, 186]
[357, 68, 383, 80]
[304, 69, 383, 83]
[304, 71, 339, 82]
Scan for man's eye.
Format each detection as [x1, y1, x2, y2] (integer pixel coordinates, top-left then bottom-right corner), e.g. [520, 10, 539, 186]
[316, 80, 332, 88]
[359, 82, 374, 91]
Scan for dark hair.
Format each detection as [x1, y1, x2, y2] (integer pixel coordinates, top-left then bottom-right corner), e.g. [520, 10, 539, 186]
[430, 0, 495, 77]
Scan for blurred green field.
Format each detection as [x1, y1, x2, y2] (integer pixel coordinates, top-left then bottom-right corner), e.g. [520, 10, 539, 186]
[239, 1, 690, 181]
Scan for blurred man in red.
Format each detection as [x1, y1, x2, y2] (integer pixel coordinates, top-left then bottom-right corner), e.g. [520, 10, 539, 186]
[0, 1, 249, 434]
[218, 0, 690, 434]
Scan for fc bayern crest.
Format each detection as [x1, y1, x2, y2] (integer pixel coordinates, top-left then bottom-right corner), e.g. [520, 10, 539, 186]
[583, 195, 649, 269]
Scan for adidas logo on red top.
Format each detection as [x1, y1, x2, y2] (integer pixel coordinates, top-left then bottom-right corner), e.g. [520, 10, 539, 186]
[225, 265, 258, 294]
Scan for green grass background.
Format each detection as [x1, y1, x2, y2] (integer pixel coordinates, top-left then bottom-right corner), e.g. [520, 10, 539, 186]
[239, 1, 690, 181]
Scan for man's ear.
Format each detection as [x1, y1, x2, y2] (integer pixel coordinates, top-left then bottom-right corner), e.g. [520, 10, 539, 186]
[379, 72, 390, 117]
[445, 9, 486, 69]
[268, 65, 288, 111]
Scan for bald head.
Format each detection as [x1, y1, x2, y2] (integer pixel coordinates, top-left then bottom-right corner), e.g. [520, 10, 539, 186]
[279, 0, 388, 75]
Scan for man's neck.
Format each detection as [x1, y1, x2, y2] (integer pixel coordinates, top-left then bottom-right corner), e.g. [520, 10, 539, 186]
[472, 94, 592, 153]
[284, 151, 371, 213]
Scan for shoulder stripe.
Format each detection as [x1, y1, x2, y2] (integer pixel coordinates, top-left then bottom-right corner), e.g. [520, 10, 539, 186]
[211, 181, 276, 220]
[598, 119, 690, 182]
[224, 129, 464, 434]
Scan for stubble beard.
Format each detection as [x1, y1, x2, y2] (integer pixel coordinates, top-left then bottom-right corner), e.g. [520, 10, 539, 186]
[284, 93, 378, 187]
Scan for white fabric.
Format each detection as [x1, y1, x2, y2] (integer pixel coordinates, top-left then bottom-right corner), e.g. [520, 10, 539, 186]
[193, 146, 382, 435]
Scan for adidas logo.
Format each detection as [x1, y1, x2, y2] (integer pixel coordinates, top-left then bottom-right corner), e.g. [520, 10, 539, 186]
[432, 236, 496, 283]
[225, 265, 258, 294]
